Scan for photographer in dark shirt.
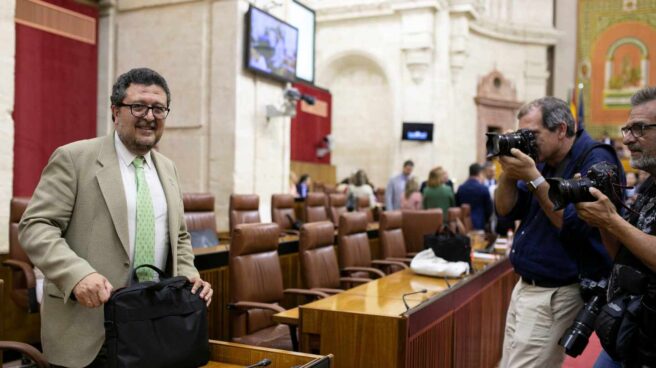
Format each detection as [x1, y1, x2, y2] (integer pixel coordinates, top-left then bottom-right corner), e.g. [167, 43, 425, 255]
[576, 87, 656, 367]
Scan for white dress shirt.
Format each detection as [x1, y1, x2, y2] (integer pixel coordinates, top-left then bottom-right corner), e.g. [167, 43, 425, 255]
[114, 132, 169, 276]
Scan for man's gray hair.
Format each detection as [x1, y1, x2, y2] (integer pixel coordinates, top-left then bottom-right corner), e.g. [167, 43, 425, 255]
[630, 87, 656, 107]
[517, 96, 576, 137]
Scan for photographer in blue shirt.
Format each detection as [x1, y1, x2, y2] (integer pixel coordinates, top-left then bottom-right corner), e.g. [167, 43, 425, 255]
[495, 96, 621, 367]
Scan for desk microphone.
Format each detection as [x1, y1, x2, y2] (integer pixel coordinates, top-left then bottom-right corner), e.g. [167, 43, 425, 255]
[245, 358, 272, 367]
[402, 289, 428, 311]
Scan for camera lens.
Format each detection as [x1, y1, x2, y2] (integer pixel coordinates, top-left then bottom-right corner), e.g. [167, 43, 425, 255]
[547, 177, 594, 211]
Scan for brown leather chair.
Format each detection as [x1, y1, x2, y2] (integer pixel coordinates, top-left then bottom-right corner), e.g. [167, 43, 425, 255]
[299, 221, 370, 294]
[356, 196, 374, 223]
[271, 194, 298, 234]
[183, 193, 216, 232]
[460, 203, 473, 233]
[228, 223, 326, 351]
[304, 192, 328, 223]
[337, 212, 407, 278]
[182, 193, 220, 247]
[401, 209, 443, 254]
[375, 188, 385, 206]
[2, 197, 38, 313]
[327, 194, 347, 225]
[0, 340, 49, 368]
[229, 194, 261, 236]
[379, 211, 415, 268]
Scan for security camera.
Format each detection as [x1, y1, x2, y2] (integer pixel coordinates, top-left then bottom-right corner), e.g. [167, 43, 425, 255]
[266, 86, 316, 120]
[284, 87, 302, 101]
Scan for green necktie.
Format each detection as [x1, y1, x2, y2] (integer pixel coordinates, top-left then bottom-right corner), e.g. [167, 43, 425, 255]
[133, 156, 155, 281]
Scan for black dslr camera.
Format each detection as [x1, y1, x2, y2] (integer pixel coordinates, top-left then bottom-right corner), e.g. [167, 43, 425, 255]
[547, 161, 622, 211]
[559, 278, 608, 357]
[485, 129, 538, 160]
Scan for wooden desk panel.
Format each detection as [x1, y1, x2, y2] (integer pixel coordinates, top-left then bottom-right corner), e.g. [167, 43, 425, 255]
[204, 340, 329, 367]
[300, 259, 516, 368]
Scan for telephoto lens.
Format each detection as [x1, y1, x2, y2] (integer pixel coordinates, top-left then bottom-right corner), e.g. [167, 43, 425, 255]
[559, 279, 608, 357]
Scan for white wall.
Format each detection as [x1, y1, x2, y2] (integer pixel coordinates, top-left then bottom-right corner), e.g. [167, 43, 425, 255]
[0, 0, 15, 253]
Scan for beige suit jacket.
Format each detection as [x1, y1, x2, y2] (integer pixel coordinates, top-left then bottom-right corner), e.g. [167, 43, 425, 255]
[19, 134, 199, 367]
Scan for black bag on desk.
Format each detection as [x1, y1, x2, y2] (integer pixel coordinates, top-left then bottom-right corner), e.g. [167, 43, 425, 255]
[424, 226, 472, 269]
[104, 265, 210, 368]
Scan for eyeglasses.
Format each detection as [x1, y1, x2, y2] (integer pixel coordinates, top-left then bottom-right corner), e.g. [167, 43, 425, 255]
[117, 103, 170, 119]
[620, 123, 656, 138]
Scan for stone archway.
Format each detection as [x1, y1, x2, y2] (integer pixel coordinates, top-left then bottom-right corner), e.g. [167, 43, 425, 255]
[474, 70, 523, 163]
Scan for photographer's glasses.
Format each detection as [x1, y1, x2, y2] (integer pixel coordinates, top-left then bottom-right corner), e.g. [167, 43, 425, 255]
[620, 123, 656, 138]
[117, 103, 170, 119]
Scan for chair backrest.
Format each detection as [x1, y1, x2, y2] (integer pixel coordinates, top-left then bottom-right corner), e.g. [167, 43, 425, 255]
[229, 194, 261, 235]
[356, 196, 373, 223]
[299, 221, 341, 289]
[327, 194, 347, 225]
[229, 223, 283, 337]
[375, 188, 385, 205]
[337, 212, 372, 268]
[379, 211, 408, 259]
[271, 194, 296, 231]
[460, 203, 473, 232]
[304, 192, 328, 223]
[401, 209, 442, 253]
[182, 193, 216, 232]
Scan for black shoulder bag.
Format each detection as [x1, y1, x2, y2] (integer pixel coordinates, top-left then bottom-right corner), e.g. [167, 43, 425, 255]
[424, 226, 472, 270]
[104, 265, 210, 368]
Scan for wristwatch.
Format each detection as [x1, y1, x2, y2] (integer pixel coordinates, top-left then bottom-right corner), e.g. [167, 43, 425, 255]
[527, 176, 546, 193]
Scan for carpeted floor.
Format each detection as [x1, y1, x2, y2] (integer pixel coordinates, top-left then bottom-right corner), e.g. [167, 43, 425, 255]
[562, 333, 603, 368]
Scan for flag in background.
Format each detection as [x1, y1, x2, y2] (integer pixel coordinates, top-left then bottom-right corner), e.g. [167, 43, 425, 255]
[577, 86, 585, 130]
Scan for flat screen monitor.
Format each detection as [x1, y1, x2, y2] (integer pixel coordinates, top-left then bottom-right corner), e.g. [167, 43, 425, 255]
[402, 122, 434, 142]
[288, 1, 316, 83]
[245, 5, 299, 83]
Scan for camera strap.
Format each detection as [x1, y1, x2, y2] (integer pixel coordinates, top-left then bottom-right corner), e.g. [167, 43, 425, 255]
[571, 142, 617, 176]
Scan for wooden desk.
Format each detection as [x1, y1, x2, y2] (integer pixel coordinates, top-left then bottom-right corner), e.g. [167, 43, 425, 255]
[273, 307, 300, 326]
[299, 258, 516, 368]
[203, 340, 331, 367]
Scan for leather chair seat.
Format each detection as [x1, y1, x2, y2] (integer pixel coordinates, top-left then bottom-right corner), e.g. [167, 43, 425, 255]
[232, 324, 292, 351]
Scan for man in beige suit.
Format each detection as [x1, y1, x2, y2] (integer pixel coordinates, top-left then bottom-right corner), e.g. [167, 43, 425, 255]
[19, 68, 213, 367]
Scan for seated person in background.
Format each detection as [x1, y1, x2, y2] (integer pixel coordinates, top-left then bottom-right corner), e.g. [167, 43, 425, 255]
[456, 163, 493, 231]
[348, 169, 377, 208]
[296, 174, 311, 198]
[625, 171, 638, 206]
[289, 171, 299, 197]
[422, 166, 455, 221]
[401, 177, 422, 210]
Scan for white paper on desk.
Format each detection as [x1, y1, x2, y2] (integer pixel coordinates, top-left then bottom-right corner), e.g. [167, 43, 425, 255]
[410, 249, 469, 278]
[473, 251, 498, 260]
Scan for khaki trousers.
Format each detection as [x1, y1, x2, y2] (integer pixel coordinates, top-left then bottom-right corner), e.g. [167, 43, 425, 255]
[500, 279, 583, 368]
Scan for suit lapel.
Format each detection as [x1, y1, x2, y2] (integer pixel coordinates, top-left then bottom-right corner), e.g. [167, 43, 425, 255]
[96, 135, 130, 257]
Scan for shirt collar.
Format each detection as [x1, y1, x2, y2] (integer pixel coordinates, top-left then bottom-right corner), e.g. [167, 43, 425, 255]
[114, 131, 154, 169]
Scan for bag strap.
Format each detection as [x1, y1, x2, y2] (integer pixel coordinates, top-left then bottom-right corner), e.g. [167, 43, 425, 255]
[131, 264, 167, 284]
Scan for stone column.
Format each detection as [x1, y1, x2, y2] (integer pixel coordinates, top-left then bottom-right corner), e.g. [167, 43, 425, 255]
[0, 0, 15, 253]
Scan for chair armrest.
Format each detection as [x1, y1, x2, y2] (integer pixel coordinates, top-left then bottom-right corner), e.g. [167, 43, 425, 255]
[371, 259, 409, 269]
[341, 266, 386, 278]
[338, 277, 372, 288]
[0, 341, 49, 368]
[281, 229, 300, 236]
[407, 252, 419, 257]
[284, 288, 329, 299]
[2, 260, 36, 288]
[385, 257, 413, 264]
[228, 301, 285, 313]
[310, 287, 343, 295]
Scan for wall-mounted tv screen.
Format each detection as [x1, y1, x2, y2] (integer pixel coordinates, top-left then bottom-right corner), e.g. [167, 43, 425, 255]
[245, 5, 299, 83]
[288, 1, 315, 84]
[402, 122, 434, 142]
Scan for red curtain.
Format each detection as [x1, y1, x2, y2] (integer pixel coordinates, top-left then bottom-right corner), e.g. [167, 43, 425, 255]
[290, 83, 332, 164]
[13, 0, 98, 197]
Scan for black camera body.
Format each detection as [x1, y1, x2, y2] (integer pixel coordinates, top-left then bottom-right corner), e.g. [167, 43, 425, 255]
[547, 161, 622, 211]
[485, 129, 538, 160]
[559, 278, 609, 357]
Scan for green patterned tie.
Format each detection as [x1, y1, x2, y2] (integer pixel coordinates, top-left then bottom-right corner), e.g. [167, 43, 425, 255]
[133, 156, 155, 281]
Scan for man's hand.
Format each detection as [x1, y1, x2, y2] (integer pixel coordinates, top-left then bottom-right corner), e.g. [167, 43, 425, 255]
[574, 187, 619, 228]
[189, 276, 213, 307]
[498, 148, 541, 182]
[73, 272, 113, 308]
